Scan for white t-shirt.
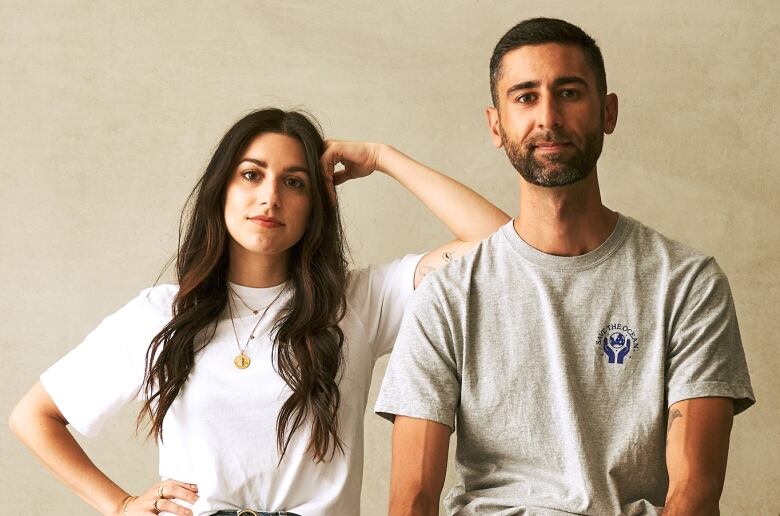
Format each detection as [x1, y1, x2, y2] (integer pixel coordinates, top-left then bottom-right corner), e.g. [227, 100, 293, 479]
[41, 254, 421, 516]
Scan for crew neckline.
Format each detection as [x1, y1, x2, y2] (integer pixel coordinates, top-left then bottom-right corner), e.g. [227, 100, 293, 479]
[501, 213, 631, 271]
[227, 281, 290, 317]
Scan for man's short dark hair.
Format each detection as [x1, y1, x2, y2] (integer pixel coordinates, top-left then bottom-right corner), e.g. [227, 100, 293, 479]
[490, 17, 607, 107]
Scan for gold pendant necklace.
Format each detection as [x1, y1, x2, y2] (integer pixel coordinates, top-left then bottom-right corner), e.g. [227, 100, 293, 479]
[234, 353, 251, 369]
[226, 284, 286, 369]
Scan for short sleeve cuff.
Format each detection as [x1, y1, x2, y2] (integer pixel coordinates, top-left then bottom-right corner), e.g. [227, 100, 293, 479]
[374, 401, 456, 433]
[40, 368, 102, 437]
[398, 253, 425, 293]
[668, 380, 756, 415]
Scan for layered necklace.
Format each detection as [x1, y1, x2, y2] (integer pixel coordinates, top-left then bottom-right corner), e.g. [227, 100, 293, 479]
[226, 284, 286, 369]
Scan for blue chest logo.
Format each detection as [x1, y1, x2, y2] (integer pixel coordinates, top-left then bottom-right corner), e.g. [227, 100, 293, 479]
[595, 323, 639, 364]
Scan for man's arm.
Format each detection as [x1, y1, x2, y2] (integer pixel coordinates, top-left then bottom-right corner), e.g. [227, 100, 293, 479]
[664, 397, 734, 515]
[389, 416, 451, 516]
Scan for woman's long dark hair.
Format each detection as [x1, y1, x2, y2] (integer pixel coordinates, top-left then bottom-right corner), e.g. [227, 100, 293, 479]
[138, 108, 349, 462]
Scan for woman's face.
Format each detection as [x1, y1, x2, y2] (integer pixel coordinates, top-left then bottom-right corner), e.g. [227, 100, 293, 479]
[224, 132, 313, 263]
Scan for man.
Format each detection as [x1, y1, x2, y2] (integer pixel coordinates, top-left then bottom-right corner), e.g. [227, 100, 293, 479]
[374, 18, 754, 515]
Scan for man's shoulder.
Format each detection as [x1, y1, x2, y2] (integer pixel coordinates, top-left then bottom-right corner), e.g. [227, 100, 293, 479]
[624, 215, 715, 268]
[416, 228, 510, 302]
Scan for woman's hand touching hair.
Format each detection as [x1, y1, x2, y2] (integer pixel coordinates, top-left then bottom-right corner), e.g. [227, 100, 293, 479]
[320, 140, 385, 203]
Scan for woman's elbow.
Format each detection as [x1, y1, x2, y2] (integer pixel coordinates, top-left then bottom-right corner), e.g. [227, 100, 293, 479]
[9, 399, 29, 438]
[9, 383, 66, 439]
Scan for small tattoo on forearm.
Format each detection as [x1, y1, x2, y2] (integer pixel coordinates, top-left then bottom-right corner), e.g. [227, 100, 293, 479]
[442, 251, 455, 262]
[666, 408, 682, 442]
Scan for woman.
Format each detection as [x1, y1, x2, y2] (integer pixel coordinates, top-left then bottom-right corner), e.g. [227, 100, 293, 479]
[9, 108, 509, 515]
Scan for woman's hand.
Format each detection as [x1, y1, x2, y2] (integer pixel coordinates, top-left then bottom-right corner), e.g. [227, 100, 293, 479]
[119, 479, 198, 516]
[320, 140, 385, 203]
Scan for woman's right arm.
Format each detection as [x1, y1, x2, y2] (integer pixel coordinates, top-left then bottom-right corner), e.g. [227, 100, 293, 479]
[9, 381, 197, 516]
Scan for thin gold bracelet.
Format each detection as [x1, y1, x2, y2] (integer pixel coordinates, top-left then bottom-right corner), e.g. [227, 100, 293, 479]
[121, 495, 137, 514]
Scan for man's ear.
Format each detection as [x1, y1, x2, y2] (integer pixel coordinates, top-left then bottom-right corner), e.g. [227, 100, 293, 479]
[486, 106, 504, 148]
[603, 93, 618, 134]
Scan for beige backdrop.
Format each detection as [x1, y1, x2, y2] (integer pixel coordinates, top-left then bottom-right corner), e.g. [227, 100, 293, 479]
[1, 1, 778, 514]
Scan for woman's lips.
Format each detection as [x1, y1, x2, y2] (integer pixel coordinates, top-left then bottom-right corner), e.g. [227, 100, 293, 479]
[249, 216, 284, 228]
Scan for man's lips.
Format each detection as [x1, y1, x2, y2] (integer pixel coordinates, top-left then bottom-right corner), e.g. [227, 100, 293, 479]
[249, 215, 284, 228]
[533, 141, 572, 152]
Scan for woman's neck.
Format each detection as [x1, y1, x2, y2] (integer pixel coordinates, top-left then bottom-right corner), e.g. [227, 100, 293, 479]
[227, 244, 289, 288]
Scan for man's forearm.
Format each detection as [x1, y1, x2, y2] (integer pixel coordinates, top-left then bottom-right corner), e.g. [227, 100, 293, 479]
[663, 398, 733, 516]
[389, 488, 440, 516]
[664, 481, 721, 515]
[389, 416, 450, 516]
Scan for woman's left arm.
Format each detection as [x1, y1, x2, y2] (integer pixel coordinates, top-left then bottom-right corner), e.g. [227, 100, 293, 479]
[321, 141, 510, 287]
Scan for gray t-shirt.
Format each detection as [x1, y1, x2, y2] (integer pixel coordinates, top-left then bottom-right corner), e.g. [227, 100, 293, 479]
[375, 215, 754, 516]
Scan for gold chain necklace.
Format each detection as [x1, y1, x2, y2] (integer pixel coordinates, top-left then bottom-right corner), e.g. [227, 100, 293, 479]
[226, 284, 286, 369]
[231, 286, 262, 314]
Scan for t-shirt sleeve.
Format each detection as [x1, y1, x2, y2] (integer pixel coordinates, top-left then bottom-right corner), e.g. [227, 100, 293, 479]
[666, 259, 755, 414]
[345, 253, 423, 359]
[374, 279, 461, 432]
[40, 286, 174, 437]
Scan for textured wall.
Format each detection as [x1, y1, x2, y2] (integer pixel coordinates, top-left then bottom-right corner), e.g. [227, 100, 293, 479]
[1, 1, 777, 514]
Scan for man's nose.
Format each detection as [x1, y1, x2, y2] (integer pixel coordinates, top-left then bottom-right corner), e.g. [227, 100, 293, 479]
[537, 95, 563, 130]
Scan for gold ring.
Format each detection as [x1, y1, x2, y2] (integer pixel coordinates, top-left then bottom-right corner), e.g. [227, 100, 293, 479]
[237, 510, 259, 516]
[158, 482, 165, 498]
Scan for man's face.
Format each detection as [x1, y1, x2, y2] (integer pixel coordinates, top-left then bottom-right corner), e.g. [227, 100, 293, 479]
[487, 43, 617, 187]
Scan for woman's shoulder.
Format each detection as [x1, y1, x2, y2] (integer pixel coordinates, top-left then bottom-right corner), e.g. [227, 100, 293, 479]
[345, 254, 422, 301]
[131, 283, 179, 318]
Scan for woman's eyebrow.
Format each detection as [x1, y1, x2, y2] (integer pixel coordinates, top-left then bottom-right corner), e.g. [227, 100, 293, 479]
[239, 158, 308, 174]
[239, 158, 267, 168]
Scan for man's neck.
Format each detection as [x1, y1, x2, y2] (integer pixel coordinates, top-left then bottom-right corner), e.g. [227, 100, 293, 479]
[514, 171, 618, 257]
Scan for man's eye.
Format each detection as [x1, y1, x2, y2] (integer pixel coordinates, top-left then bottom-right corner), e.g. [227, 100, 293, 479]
[516, 93, 536, 104]
[241, 170, 260, 181]
[560, 89, 580, 99]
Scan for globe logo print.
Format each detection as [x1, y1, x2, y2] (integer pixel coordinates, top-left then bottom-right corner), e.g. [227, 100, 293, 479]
[602, 330, 632, 364]
[609, 332, 625, 349]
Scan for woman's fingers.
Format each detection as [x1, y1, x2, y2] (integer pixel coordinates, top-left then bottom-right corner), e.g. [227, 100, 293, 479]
[155, 497, 193, 516]
[320, 142, 342, 205]
[169, 480, 198, 494]
[124, 480, 198, 515]
[321, 140, 376, 179]
[320, 140, 345, 177]
[160, 480, 199, 503]
[332, 169, 355, 186]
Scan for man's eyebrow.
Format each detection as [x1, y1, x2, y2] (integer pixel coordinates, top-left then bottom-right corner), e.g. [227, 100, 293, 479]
[552, 76, 589, 88]
[504, 76, 590, 97]
[505, 81, 540, 97]
[239, 158, 309, 174]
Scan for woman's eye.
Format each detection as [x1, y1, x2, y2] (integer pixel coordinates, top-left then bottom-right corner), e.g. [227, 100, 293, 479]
[284, 177, 304, 189]
[241, 170, 260, 181]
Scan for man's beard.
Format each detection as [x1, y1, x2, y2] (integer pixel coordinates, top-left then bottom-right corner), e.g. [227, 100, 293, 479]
[500, 124, 604, 187]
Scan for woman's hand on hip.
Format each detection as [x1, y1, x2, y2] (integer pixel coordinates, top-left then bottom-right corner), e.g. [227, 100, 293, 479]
[118, 479, 198, 516]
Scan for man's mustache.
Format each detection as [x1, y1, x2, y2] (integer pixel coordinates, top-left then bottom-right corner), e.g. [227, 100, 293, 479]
[525, 131, 574, 149]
